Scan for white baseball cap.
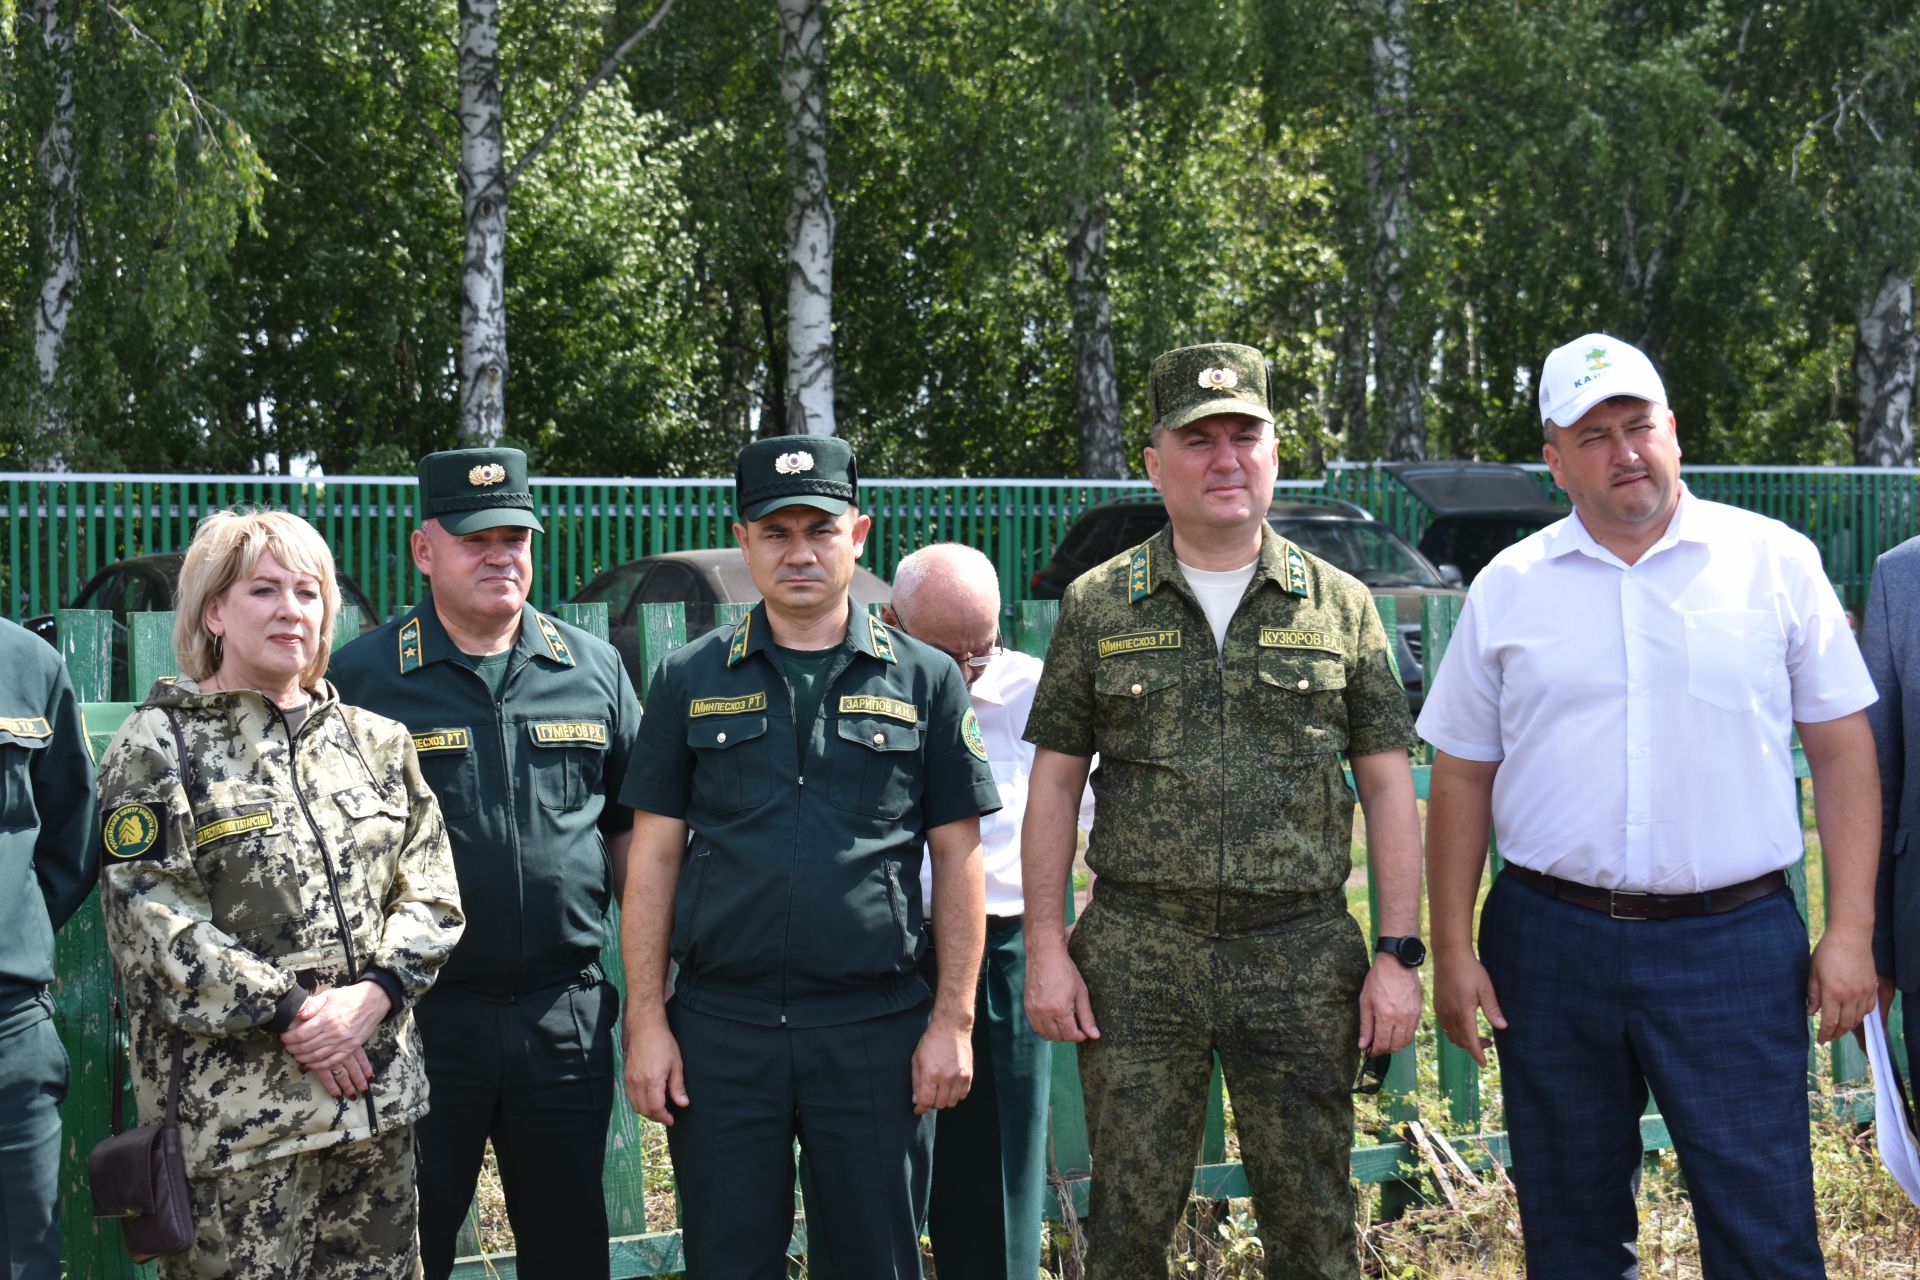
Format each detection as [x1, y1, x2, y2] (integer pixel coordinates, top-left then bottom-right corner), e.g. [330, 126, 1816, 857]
[1538, 333, 1668, 427]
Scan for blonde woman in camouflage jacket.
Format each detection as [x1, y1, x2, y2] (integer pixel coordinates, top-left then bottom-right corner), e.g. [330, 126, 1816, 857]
[97, 510, 464, 1280]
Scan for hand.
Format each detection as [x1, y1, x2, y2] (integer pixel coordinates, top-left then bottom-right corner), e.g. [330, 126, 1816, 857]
[910, 1014, 973, 1116]
[1807, 928, 1876, 1044]
[313, 1048, 375, 1101]
[623, 1009, 688, 1125]
[281, 983, 390, 1073]
[1358, 957, 1422, 1056]
[1432, 949, 1506, 1067]
[1024, 942, 1099, 1043]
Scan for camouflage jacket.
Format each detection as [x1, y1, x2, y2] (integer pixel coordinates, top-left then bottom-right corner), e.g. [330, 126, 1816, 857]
[98, 677, 464, 1175]
[1025, 524, 1418, 922]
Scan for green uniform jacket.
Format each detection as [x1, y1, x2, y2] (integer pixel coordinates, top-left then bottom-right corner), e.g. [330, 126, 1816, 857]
[623, 603, 1001, 1028]
[0, 617, 98, 992]
[330, 599, 641, 994]
[1025, 525, 1418, 922]
[97, 678, 464, 1175]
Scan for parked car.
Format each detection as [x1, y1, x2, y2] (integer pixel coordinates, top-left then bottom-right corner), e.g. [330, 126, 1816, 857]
[1379, 461, 1567, 584]
[1028, 498, 1463, 710]
[570, 548, 893, 691]
[25, 553, 381, 700]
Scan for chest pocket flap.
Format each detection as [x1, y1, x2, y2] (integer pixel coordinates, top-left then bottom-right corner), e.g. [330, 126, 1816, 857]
[333, 783, 408, 822]
[830, 715, 922, 819]
[1092, 662, 1183, 760]
[1257, 654, 1348, 693]
[685, 715, 769, 815]
[527, 719, 610, 811]
[835, 716, 921, 754]
[1256, 654, 1349, 754]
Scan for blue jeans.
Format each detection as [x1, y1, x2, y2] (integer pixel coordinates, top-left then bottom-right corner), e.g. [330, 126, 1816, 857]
[1480, 873, 1824, 1279]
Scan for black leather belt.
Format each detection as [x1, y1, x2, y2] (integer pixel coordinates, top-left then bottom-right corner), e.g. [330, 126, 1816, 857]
[986, 913, 1024, 937]
[1502, 864, 1788, 921]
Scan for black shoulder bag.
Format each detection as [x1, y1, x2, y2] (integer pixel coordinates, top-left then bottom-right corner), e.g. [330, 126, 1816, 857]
[87, 707, 197, 1260]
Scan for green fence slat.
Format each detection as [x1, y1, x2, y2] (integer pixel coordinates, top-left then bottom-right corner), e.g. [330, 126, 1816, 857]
[129, 612, 177, 700]
[59, 609, 113, 703]
[1013, 600, 1059, 660]
[637, 603, 688, 704]
[712, 602, 753, 631]
[1420, 596, 1479, 1126]
[333, 606, 362, 652]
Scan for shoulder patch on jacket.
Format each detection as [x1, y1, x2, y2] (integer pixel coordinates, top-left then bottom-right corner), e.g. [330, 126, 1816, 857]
[962, 708, 989, 761]
[1128, 544, 1152, 603]
[398, 618, 424, 674]
[535, 614, 575, 667]
[104, 803, 164, 861]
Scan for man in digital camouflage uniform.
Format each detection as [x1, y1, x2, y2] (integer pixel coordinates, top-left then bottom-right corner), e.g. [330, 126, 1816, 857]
[621, 435, 1001, 1278]
[331, 448, 642, 1280]
[0, 617, 97, 1280]
[1021, 343, 1427, 1279]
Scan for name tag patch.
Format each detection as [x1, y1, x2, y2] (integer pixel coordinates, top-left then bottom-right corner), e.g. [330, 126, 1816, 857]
[690, 692, 767, 717]
[411, 729, 472, 754]
[1259, 628, 1339, 654]
[195, 807, 277, 849]
[1098, 630, 1181, 659]
[532, 721, 608, 745]
[0, 715, 52, 739]
[838, 695, 917, 723]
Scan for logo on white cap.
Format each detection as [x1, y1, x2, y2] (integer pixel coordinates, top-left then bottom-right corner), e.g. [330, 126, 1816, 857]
[1539, 333, 1667, 427]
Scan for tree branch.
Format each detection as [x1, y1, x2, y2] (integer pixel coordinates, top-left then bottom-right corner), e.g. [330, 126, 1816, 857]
[507, 0, 676, 189]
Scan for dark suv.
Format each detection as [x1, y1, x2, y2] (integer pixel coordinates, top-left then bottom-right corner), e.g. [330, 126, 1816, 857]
[1028, 498, 1463, 710]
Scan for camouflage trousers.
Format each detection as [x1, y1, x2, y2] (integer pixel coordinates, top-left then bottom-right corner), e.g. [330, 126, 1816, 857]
[1068, 886, 1368, 1280]
[161, 1123, 422, 1280]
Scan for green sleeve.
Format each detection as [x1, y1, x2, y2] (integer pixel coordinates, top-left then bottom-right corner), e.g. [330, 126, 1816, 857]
[919, 660, 1002, 829]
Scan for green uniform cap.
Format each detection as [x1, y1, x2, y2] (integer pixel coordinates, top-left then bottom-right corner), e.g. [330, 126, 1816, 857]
[736, 434, 858, 522]
[1147, 342, 1274, 433]
[417, 447, 544, 535]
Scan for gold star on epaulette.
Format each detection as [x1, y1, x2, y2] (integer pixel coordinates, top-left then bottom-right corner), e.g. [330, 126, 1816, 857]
[535, 615, 575, 667]
[727, 612, 752, 667]
[1128, 544, 1153, 603]
[398, 619, 424, 673]
[868, 616, 897, 664]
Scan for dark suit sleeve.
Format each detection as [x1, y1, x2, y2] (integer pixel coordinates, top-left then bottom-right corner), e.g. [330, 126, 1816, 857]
[1861, 553, 1902, 981]
[34, 654, 99, 930]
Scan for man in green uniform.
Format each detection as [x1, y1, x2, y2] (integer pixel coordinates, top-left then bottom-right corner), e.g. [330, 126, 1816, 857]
[330, 448, 641, 1280]
[0, 617, 98, 1279]
[1021, 343, 1427, 1280]
[620, 435, 1001, 1279]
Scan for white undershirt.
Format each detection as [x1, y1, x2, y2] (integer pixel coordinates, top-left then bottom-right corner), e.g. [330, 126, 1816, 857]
[1177, 558, 1258, 655]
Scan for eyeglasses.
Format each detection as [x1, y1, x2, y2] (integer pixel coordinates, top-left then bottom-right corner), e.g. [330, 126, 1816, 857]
[1352, 1053, 1393, 1096]
[955, 645, 1003, 669]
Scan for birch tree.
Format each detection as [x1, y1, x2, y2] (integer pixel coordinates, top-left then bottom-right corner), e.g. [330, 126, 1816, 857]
[455, 0, 676, 445]
[30, 0, 77, 469]
[1365, 0, 1424, 461]
[776, 0, 834, 436]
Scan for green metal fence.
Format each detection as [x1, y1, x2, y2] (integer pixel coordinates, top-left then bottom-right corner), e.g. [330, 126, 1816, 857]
[11, 466, 1917, 625]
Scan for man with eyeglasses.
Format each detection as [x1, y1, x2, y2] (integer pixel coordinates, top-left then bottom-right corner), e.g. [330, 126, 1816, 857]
[1021, 342, 1425, 1278]
[882, 543, 1093, 1280]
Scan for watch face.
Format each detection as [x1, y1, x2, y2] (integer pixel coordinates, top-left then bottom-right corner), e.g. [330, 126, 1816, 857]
[1399, 936, 1426, 966]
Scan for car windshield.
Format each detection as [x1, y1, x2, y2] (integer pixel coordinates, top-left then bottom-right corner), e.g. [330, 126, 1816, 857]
[1272, 519, 1445, 588]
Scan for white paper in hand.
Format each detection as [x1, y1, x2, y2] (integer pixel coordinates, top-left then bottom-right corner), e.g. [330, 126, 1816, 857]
[1863, 1008, 1920, 1209]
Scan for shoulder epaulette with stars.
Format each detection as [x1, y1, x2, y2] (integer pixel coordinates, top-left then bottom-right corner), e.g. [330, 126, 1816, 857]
[1283, 543, 1311, 599]
[727, 612, 752, 667]
[535, 614, 575, 667]
[868, 615, 897, 664]
[398, 618, 423, 674]
[1128, 543, 1153, 603]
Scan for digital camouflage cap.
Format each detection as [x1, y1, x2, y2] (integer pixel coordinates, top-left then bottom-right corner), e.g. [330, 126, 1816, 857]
[1148, 343, 1274, 433]
[736, 434, 859, 522]
[417, 447, 544, 535]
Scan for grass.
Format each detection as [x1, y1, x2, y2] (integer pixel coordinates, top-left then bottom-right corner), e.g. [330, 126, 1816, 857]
[463, 789, 1918, 1276]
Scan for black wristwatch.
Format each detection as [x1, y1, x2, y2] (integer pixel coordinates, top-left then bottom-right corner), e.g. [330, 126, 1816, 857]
[1375, 935, 1427, 968]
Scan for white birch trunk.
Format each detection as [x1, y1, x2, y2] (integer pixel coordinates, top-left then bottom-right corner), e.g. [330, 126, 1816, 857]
[1366, 0, 1425, 461]
[1066, 197, 1124, 478]
[32, 0, 79, 471]
[458, 0, 509, 446]
[777, 0, 835, 436]
[1856, 268, 1917, 466]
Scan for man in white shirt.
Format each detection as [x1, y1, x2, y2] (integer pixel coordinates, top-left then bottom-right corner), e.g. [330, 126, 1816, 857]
[1418, 333, 1880, 1277]
[884, 542, 1092, 1280]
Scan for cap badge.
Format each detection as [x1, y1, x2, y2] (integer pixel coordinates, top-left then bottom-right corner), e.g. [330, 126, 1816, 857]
[1197, 367, 1239, 390]
[468, 463, 508, 487]
[773, 450, 815, 476]
[1584, 347, 1611, 371]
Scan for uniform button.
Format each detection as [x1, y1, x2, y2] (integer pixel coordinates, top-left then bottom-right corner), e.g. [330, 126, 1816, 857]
[1130, 683, 1142, 696]
[715, 732, 727, 744]
[873, 732, 886, 745]
[1297, 678, 1310, 691]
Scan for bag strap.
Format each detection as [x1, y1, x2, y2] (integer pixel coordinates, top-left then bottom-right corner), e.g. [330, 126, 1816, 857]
[105, 705, 196, 1136]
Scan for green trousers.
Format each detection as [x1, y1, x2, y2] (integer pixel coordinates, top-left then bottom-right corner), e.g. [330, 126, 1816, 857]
[0, 990, 65, 1280]
[1069, 889, 1368, 1280]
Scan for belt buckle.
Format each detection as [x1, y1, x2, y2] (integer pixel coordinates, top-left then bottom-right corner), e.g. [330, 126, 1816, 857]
[1608, 890, 1652, 921]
